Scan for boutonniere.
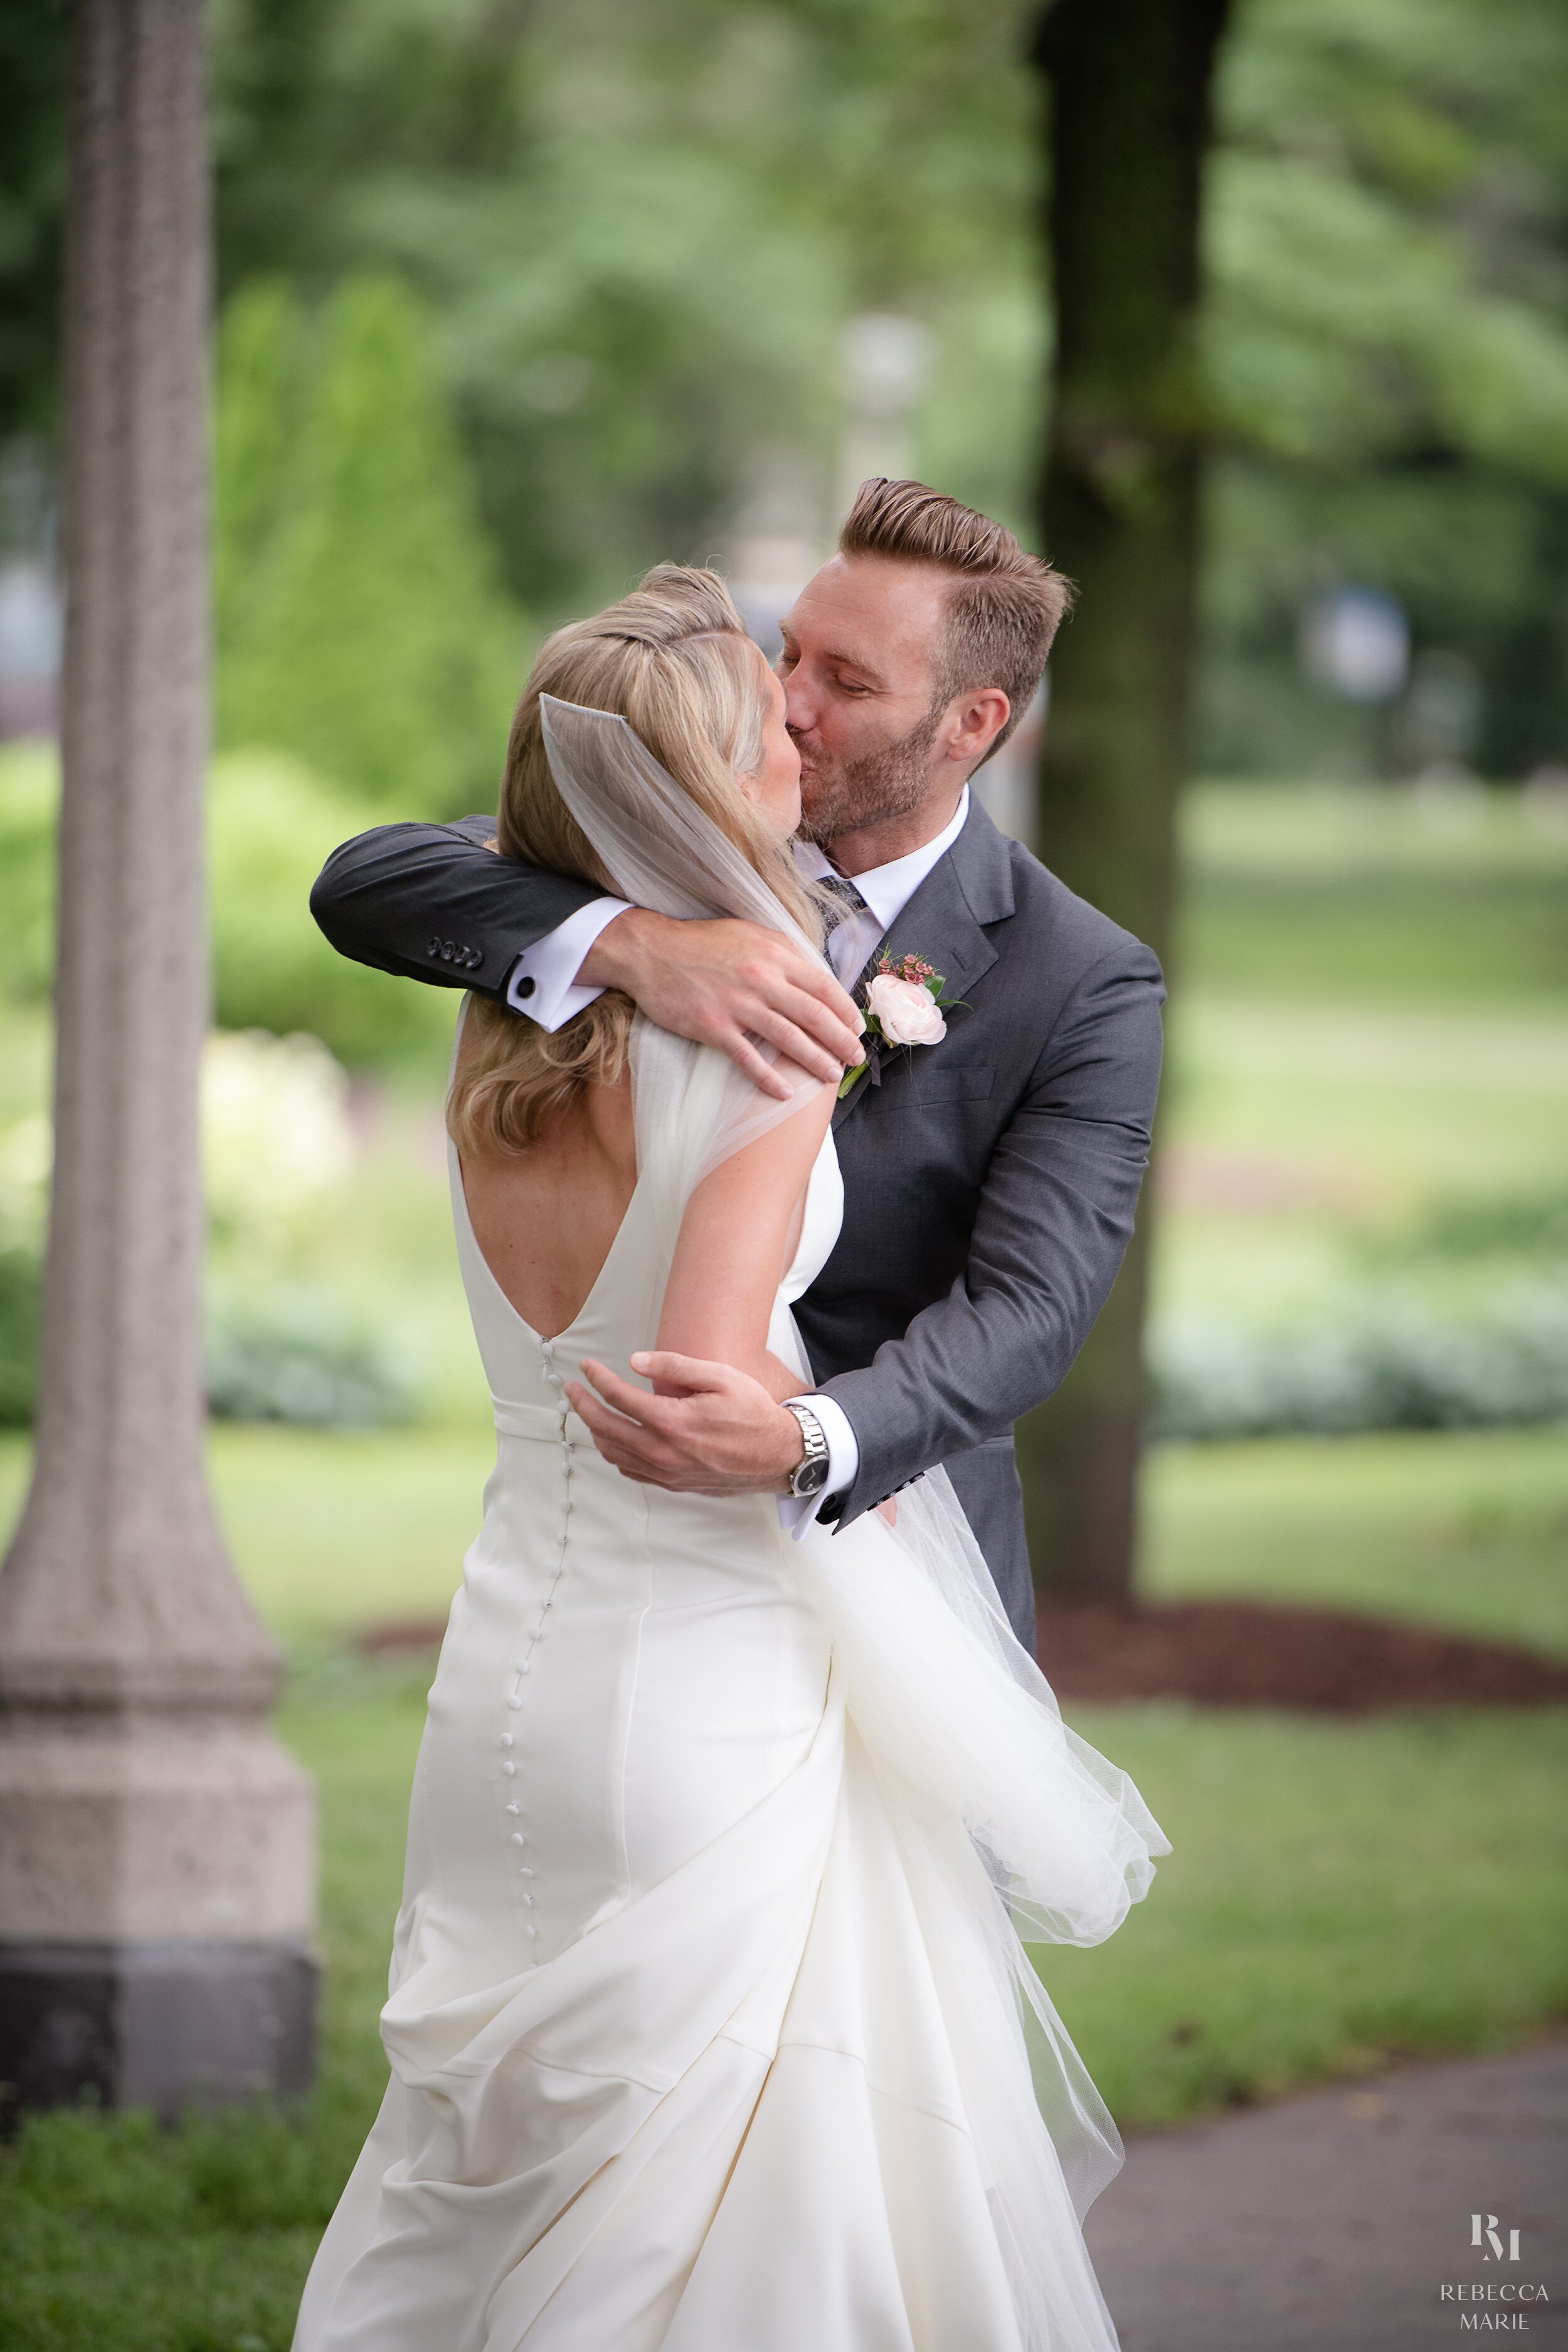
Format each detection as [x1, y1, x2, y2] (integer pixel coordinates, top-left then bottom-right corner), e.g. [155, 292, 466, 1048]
[838, 952, 951, 1098]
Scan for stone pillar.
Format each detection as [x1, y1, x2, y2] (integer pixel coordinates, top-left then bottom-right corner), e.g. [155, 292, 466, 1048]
[0, 0, 317, 2122]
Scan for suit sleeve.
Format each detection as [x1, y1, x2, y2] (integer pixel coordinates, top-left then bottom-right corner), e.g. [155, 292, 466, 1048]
[309, 817, 605, 1003]
[815, 942, 1165, 1527]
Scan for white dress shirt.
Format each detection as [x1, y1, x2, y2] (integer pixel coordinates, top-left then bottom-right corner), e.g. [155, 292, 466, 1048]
[507, 788, 972, 1530]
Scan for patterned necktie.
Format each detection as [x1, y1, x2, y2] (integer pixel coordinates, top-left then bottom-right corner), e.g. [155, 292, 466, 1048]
[818, 869, 871, 956]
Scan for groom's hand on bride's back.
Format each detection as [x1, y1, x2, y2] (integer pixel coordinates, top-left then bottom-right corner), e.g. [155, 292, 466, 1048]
[585, 909, 862, 1103]
[566, 1353, 805, 1495]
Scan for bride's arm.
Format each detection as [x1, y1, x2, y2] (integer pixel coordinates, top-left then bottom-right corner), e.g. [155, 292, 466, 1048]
[652, 1078, 837, 1400]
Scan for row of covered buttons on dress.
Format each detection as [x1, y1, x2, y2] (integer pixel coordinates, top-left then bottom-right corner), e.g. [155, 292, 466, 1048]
[500, 1333, 574, 1955]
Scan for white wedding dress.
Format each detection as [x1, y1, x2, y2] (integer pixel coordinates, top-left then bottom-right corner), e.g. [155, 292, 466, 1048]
[293, 699, 1170, 2352]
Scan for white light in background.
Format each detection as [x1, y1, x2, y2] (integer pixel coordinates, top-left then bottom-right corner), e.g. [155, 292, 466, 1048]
[726, 314, 938, 657]
[726, 448, 827, 659]
[1301, 587, 1409, 704]
[0, 559, 61, 740]
[837, 312, 936, 523]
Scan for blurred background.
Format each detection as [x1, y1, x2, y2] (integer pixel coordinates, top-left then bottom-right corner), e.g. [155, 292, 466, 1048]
[0, 1, 1564, 2338]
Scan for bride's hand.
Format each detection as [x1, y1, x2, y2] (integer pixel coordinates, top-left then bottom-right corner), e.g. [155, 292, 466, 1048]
[581, 909, 862, 1103]
[566, 1352, 808, 1496]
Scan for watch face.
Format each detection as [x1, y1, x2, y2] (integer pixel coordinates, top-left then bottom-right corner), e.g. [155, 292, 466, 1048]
[793, 1453, 830, 1497]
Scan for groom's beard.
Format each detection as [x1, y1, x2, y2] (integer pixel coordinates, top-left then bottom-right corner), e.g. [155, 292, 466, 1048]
[796, 704, 945, 848]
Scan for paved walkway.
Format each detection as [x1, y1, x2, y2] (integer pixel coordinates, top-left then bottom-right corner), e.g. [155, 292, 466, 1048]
[1083, 2038, 1568, 2350]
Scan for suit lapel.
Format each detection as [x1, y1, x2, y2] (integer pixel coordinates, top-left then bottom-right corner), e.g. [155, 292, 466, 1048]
[832, 798, 1015, 1130]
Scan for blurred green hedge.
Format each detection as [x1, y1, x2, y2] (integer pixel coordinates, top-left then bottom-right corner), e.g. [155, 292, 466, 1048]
[0, 741, 457, 1071]
[215, 276, 527, 817]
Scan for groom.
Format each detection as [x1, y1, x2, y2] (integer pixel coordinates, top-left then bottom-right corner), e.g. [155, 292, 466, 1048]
[310, 479, 1163, 1651]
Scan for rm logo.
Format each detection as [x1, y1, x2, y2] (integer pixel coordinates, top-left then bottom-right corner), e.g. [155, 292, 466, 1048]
[1473, 2215, 1522, 2263]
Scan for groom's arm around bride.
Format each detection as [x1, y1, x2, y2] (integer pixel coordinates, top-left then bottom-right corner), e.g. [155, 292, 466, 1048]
[310, 482, 1163, 1646]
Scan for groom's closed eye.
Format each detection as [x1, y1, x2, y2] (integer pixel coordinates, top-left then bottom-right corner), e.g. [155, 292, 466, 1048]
[820, 650, 886, 695]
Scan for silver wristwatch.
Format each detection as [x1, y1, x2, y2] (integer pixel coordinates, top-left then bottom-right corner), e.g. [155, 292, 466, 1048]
[783, 1401, 831, 1498]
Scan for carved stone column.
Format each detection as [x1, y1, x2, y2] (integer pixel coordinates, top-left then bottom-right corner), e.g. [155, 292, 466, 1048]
[0, 0, 317, 2120]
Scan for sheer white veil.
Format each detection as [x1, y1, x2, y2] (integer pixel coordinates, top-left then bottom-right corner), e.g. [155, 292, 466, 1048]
[540, 690, 1170, 2331]
[541, 693, 815, 942]
[540, 692, 830, 1197]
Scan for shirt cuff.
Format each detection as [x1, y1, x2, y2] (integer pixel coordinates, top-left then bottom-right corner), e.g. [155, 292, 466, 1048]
[775, 1391, 861, 1540]
[506, 896, 631, 1031]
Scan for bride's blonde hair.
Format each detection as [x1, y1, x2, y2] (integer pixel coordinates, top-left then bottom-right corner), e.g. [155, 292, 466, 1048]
[448, 565, 822, 1156]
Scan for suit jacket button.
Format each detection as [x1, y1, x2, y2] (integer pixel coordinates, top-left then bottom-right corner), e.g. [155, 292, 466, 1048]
[441, 940, 455, 961]
[466, 948, 482, 969]
[515, 974, 537, 1000]
[427, 937, 442, 958]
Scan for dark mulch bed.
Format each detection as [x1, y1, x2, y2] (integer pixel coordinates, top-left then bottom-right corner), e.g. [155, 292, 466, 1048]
[361, 1600, 1568, 1713]
[1035, 1598, 1568, 1713]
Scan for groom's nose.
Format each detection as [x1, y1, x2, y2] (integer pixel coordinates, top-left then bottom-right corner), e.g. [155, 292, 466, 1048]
[782, 667, 818, 739]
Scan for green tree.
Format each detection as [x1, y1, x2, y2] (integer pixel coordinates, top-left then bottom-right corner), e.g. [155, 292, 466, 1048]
[0, 0, 64, 445]
[1017, 0, 1234, 1605]
[215, 273, 524, 813]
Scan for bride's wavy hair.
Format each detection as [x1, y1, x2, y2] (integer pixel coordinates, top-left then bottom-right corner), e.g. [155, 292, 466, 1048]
[448, 565, 822, 1157]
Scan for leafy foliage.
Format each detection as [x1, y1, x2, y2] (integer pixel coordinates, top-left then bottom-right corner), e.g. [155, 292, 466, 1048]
[0, 0, 63, 444]
[0, 743, 454, 1067]
[215, 276, 524, 813]
[0, 1248, 38, 1428]
[209, 0, 1043, 603]
[206, 1286, 413, 1430]
[6, 0, 1568, 771]
[1202, 0, 1568, 775]
[1152, 1287, 1568, 1441]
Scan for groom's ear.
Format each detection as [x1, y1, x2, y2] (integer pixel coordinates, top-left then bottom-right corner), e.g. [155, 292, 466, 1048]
[943, 686, 1010, 769]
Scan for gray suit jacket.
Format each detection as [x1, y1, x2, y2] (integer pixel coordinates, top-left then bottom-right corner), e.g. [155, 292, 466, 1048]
[310, 802, 1165, 1650]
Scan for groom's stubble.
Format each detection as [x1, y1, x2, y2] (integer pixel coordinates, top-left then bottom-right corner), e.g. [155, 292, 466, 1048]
[793, 701, 946, 852]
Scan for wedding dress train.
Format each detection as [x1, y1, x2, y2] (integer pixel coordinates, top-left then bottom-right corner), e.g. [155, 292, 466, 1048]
[293, 699, 1170, 2352]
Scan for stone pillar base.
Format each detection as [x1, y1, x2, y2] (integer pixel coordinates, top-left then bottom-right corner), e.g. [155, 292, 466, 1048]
[0, 1941, 319, 2127]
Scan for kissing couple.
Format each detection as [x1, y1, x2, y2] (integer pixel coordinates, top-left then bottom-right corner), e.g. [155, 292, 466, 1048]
[295, 477, 1170, 2352]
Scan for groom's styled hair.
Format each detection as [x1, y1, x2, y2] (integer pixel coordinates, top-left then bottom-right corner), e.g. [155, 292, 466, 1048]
[839, 479, 1072, 760]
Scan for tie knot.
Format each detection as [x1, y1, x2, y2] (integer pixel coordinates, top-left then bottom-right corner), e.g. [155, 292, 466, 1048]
[818, 871, 870, 930]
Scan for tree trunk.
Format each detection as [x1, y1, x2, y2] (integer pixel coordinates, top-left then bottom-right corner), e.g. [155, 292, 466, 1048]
[1018, 0, 1232, 1604]
[0, 0, 317, 2121]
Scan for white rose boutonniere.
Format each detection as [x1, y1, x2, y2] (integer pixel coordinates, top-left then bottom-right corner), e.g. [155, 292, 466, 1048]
[839, 952, 952, 1098]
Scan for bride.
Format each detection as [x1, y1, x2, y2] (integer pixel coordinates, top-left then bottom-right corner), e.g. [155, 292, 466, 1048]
[292, 565, 1170, 2352]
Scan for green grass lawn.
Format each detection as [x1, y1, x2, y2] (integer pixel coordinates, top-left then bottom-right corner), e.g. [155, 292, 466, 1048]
[1037, 1701, 1567, 2130]
[1144, 1424, 1568, 1658]
[1178, 781, 1568, 1009]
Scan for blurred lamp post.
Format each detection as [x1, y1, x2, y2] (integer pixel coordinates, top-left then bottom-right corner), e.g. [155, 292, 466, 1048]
[836, 313, 935, 524]
[0, 0, 316, 2120]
